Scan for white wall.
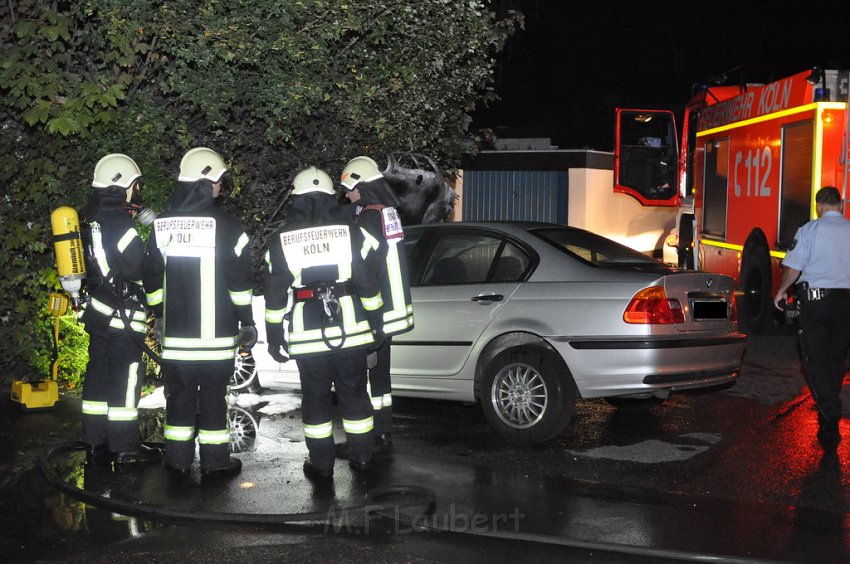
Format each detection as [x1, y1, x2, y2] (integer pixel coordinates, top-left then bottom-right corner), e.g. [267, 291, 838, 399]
[567, 168, 676, 255]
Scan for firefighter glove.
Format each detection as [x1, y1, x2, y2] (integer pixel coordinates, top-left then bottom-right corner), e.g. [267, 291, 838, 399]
[369, 329, 386, 353]
[237, 324, 258, 349]
[268, 342, 289, 363]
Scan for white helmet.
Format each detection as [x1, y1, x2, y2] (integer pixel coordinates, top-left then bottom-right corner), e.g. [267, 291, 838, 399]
[340, 156, 382, 190]
[92, 154, 141, 189]
[292, 166, 334, 196]
[178, 147, 228, 183]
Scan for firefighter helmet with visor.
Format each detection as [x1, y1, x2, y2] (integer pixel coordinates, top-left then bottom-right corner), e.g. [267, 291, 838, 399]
[178, 147, 228, 183]
[340, 156, 383, 190]
[292, 166, 335, 196]
[91, 154, 142, 190]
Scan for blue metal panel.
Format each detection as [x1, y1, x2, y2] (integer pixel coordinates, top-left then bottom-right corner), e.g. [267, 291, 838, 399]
[463, 170, 568, 224]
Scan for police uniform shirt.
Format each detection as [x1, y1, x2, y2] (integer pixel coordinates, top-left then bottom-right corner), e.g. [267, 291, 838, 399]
[783, 210, 850, 288]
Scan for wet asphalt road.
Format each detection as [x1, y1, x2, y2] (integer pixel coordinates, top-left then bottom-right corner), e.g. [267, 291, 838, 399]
[2, 333, 849, 563]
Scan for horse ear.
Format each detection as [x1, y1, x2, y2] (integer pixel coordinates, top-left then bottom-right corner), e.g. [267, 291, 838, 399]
[385, 152, 398, 173]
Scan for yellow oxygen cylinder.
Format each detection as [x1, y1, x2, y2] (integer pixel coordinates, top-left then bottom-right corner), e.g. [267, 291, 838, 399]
[50, 206, 87, 308]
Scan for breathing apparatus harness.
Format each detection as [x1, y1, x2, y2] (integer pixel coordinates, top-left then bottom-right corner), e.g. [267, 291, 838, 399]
[294, 281, 353, 351]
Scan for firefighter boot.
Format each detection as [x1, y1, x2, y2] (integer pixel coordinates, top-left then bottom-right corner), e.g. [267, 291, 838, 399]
[201, 456, 242, 478]
[303, 458, 334, 481]
[114, 443, 163, 465]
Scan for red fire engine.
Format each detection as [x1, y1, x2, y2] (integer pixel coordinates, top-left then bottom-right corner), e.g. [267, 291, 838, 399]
[614, 67, 850, 333]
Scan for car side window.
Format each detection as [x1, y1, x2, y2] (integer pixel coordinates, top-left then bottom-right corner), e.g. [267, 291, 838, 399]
[488, 242, 530, 282]
[420, 232, 512, 286]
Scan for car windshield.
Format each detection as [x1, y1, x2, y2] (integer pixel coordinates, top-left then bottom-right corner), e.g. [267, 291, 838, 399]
[530, 226, 675, 273]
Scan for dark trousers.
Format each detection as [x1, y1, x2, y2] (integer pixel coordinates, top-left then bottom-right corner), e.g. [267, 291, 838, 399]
[798, 296, 850, 420]
[82, 331, 144, 452]
[164, 361, 231, 470]
[369, 336, 393, 434]
[297, 348, 374, 469]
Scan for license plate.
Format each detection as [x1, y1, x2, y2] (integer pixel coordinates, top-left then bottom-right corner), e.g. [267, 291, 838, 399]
[692, 300, 727, 320]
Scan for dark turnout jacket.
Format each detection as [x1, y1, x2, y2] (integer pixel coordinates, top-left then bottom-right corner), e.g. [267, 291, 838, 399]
[264, 193, 384, 357]
[79, 191, 148, 336]
[144, 181, 254, 362]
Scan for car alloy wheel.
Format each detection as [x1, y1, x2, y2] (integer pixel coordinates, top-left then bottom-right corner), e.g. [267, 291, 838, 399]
[481, 348, 575, 444]
[231, 351, 260, 392]
[490, 361, 548, 429]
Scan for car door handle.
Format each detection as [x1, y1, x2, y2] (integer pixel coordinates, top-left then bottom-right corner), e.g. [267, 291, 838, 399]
[472, 293, 503, 302]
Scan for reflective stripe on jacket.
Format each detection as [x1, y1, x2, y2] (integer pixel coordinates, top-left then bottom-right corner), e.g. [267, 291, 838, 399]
[264, 223, 384, 357]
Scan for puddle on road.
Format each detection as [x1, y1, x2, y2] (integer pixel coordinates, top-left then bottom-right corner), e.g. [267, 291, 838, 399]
[24, 390, 307, 560]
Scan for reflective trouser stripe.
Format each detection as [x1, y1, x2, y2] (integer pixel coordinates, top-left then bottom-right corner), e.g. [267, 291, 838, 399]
[198, 429, 230, 445]
[108, 407, 138, 421]
[343, 416, 374, 435]
[381, 393, 392, 408]
[82, 400, 108, 415]
[304, 421, 333, 439]
[164, 425, 195, 442]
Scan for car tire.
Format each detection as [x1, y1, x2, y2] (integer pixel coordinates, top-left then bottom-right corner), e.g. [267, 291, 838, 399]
[231, 352, 261, 393]
[480, 348, 575, 445]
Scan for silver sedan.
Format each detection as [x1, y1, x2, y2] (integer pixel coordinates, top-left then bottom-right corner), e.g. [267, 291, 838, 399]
[234, 222, 746, 444]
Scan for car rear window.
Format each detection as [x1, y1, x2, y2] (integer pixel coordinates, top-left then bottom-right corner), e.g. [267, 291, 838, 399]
[531, 226, 674, 273]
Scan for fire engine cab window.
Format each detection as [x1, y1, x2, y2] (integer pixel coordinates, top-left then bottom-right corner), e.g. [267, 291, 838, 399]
[702, 138, 729, 238]
[618, 112, 677, 201]
[778, 120, 814, 250]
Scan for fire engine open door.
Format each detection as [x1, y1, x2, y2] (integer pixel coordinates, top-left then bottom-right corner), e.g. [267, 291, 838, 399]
[614, 108, 679, 206]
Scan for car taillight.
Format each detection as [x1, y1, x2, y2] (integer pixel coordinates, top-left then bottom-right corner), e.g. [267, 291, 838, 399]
[623, 286, 684, 324]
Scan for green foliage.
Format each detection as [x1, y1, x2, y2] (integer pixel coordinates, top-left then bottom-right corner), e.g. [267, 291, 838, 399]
[0, 0, 521, 384]
[31, 309, 90, 390]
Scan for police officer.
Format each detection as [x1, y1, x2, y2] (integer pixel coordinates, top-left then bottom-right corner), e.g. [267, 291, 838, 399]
[265, 166, 384, 480]
[78, 153, 160, 465]
[773, 186, 850, 448]
[144, 147, 256, 477]
[340, 156, 414, 451]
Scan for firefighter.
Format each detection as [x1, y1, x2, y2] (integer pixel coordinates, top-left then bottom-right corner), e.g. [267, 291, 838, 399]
[264, 166, 385, 480]
[340, 156, 414, 451]
[773, 186, 850, 449]
[78, 153, 161, 465]
[144, 147, 256, 477]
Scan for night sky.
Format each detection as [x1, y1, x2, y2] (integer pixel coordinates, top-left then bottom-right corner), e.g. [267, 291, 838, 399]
[472, 1, 850, 151]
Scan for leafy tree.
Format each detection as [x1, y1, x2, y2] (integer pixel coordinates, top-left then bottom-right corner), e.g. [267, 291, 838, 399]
[0, 0, 521, 385]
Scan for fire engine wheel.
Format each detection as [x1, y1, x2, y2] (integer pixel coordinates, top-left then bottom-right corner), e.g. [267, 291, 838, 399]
[480, 348, 575, 445]
[232, 352, 261, 393]
[740, 247, 772, 334]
